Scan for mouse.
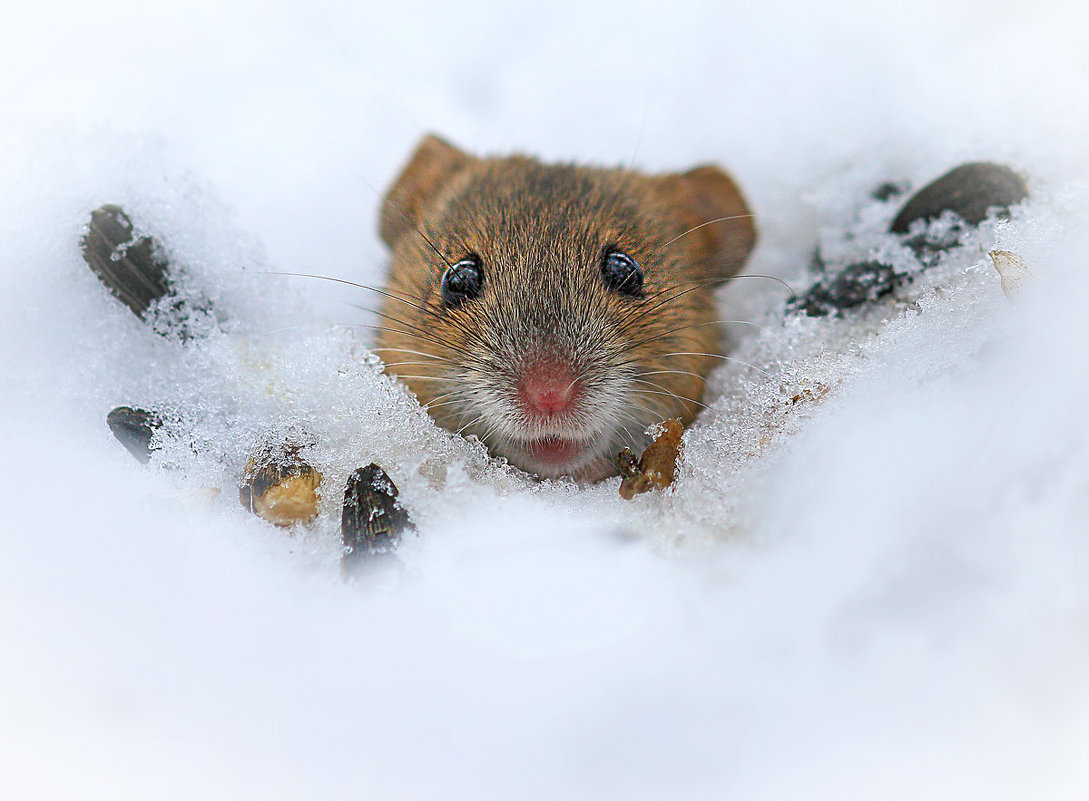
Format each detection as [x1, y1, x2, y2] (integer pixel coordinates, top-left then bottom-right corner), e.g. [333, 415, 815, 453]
[374, 134, 757, 481]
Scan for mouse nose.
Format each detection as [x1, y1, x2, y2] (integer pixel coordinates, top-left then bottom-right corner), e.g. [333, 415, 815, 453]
[518, 357, 579, 416]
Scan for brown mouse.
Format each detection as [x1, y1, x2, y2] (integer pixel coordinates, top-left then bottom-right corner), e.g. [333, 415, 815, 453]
[375, 134, 756, 481]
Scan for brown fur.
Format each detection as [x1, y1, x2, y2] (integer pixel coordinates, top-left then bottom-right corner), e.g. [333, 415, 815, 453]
[374, 134, 756, 479]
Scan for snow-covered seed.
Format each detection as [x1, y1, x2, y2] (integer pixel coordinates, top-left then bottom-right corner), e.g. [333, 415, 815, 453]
[791, 261, 905, 317]
[105, 405, 163, 464]
[341, 464, 413, 576]
[239, 440, 322, 527]
[989, 250, 1031, 302]
[890, 162, 1029, 262]
[81, 205, 172, 320]
[80, 203, 216, 340]
[618, 418, 685, 500]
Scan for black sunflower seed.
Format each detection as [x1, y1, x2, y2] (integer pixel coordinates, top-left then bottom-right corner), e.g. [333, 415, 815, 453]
[105, 405, 164, 464]
[81, 205, 173, 320]
[81, 204, 220, 340]
[341, 464, 413, 577]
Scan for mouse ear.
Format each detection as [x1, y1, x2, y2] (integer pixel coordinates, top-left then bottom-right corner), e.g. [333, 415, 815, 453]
[380, 134, 473, 249]
[658, 165, 756, 284]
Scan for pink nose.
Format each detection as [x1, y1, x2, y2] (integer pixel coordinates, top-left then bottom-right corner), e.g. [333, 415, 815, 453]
[519, 358, 578, 416]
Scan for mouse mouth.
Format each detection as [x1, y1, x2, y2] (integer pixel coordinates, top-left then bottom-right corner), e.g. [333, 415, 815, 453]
[526, 436, 583, 464]
[502, 434, 620, 481]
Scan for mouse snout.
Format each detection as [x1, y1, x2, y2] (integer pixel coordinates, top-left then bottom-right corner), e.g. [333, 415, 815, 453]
[517, 356, 580, 417]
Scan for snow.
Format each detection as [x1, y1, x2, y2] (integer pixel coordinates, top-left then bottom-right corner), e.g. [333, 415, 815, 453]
[3, 0, 1089, 798]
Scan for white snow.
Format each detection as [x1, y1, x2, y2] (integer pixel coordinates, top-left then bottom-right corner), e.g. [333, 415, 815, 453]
[3, 0, 1089, 798]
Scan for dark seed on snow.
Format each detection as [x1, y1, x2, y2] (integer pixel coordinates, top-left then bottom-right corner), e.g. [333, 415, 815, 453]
[106, 406, 163, 464]
[81, 205, 173, 320]
[341, 464, 414, 575]
[889, 162, 1028, 234]
[81, 204, 218, 340]
[791, 261, 905, 317]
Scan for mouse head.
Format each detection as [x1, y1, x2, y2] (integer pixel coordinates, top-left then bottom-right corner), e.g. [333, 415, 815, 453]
[375, 134, 756, 480]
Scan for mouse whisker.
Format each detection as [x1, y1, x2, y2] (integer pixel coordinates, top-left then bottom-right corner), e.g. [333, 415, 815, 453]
[621, 273, 773, 331]
[257, 269, 495, 351]
[624, 107, 649, 170]
[614, 406, 658, 437]
[373, 296, 496, 353]
[609, 425, 640, 455]
[622, 400, 665, 426]
[615, 402, 672, 448]
[617, 281, 718, 332]
[653, 351, 771, 377]
[421, 399, 463, 414]
[255, 270, 430, 307]
[412, 226, 455, 269]
[634, 368, 707, 381]
[343, 314, 471, 357]
[375, 176, 484, 274]
[627, 274, 733, 315]
[620, 318, 767, 354]
[373, 188, 457, 269]
[706, 318, 769, 330]
[616, 427, 643, 453]
[244, 322, 336, 338]
[388, 374, 463, 383]
[725, 273, 795, 294]
[371, 347, 452, 363]
[380, 361, 456, 369]
[631, 381, 705, 411]
[630, 381, 710, 412]
[659, 214, 757, 251]
[421, 390, 467, 415]
[480, 419, 509, 449]
[421, 388, 458, 404]
[346, 301, 487, 352]
[345, 320, 472, 357]
[613, 351, 690, 373]
[344, 168, 455, 272]
[455, 412, 490, 438]
[620, 275, 793, 335]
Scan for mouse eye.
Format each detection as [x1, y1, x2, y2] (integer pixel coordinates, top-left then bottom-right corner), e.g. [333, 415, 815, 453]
[440, 256, 484, 308]
[601, 250, 644, 298]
